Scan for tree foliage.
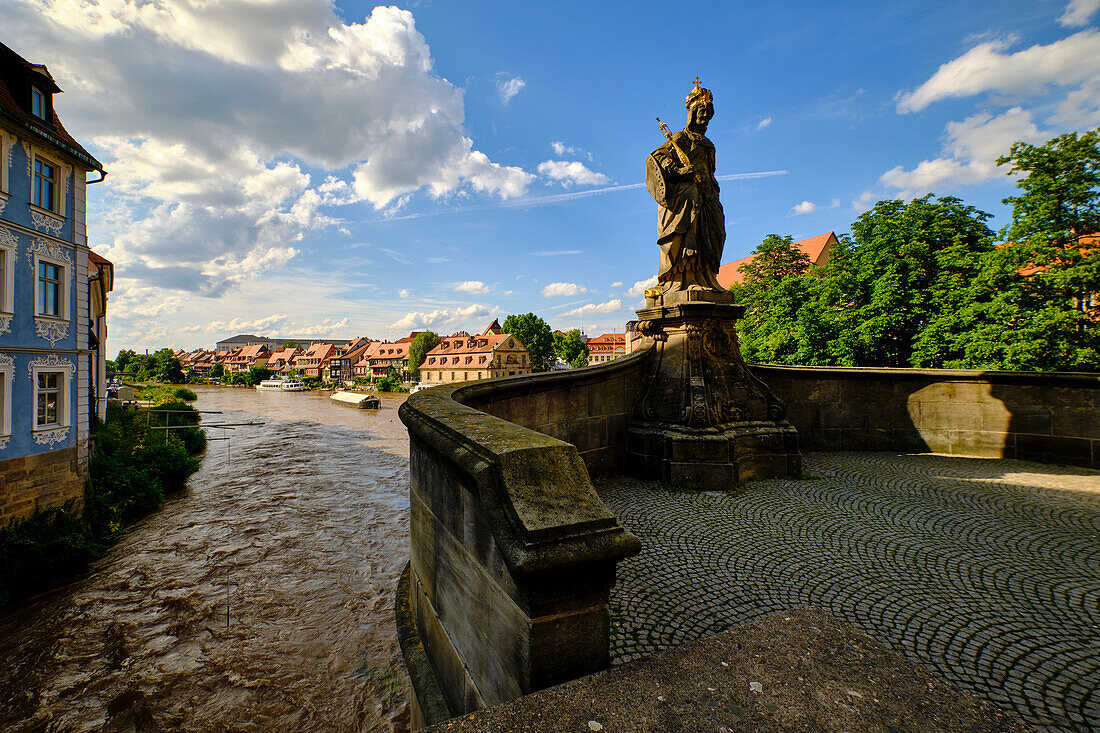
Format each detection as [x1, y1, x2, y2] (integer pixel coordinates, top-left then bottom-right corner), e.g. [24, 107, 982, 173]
[407, 331, 441, 379]
[553, 329, 589, 369]
[501, 313, 554, 371]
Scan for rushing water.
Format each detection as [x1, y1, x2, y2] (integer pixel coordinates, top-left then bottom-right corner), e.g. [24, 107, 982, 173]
[0, 386, 412, 732]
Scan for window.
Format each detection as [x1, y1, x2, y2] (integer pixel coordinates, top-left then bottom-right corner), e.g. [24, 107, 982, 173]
[38, 261, 61, 316]
[31, 87, 45, 119]
[33, 157, 57, 211]
[36, 371, 63, 428]
[0, 248, 7, 312]
[0, 359, 10, 437]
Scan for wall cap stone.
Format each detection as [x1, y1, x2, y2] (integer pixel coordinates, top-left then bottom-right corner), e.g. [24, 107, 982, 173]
[752, 363, 1100, 387]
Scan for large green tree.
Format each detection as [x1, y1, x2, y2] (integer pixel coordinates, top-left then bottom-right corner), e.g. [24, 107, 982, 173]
[553, 329, 589, 369]
[407, 331, 441, 380]
[954, 128, 1100, 371]
[151, 348, 186, 384]
[501, 313, 554, 371]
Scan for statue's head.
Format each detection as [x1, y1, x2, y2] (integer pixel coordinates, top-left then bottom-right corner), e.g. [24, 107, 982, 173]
[685, 84, 714, 129]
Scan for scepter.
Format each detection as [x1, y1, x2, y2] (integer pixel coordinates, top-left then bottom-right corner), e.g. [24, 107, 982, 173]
[656, 117, 704, 185]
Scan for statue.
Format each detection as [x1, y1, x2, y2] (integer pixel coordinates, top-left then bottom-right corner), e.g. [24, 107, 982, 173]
[646, 79, 726, 293]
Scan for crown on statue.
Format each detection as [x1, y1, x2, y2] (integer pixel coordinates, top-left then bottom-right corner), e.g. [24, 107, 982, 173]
[685, 77, 712, 109]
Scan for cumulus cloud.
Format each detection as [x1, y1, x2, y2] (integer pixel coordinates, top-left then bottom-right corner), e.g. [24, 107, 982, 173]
[756, 117, 773, 130]
[7, 0, 535, 333]
[610, 281, 624, 288]
[628, 277, 658, 298]
[790, 199, 839, 216]
[897, 31, 1100, 113]
[390, 304, 493, 333]
[537, 160, 610, 187]
[851, 190, 878, 213]
[561, 299, 624, 317]
[399, 289, 411, 298]
[1060, 0, 1100, 26]
[454, 280, 490, 295]
[495, 73, 526, 103]
[880, 107, 1046, 197]
[541, 282, 589, 297]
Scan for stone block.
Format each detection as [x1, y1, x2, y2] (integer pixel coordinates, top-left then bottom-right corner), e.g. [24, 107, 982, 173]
[545, 386, 588, 426]
[1053, 409, 1100, 440]
[1014, 434, 1093, 467]
[738, 454, 793, 482]
[919, 402, 983, 432]
[529, 604, 610, 691]
[670, 435, 729, 463]
[668, 461, 736, 490]
[949, 430, 1010, 459]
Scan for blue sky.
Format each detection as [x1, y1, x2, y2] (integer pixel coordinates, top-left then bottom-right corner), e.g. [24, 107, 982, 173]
[4, 0, 1099, 352]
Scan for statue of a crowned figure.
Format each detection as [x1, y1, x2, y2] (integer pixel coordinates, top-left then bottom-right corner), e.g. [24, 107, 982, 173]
[646, 80, 726, 293]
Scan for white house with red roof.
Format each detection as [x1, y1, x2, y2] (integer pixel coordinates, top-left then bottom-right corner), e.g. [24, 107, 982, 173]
[421, 322, 531, 384]
[717, 231, 838, 289]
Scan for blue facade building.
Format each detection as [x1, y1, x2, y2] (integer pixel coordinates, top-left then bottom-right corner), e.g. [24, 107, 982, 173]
[0, 42, 108, 523]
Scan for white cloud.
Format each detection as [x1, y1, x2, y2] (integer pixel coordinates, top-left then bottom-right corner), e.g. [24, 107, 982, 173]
[454, 280, 490, 295]
[399, 289, 411, 298]
[897, 31, 1100, 113]
[390, 304, 493, 333]
[791, 200, 817, 215]
[1060, 0, 1100, 26]
[537, 160, 610, 187]
[561, 299, 624, 317]
[7, 0, 536, 324]
[541, 282, 589, 297]
[531, 249, 583, 256]
[610, 281, 624, 288]
[628, 277, 658, 298]
[851, 190, 878, 213]
[880, 107, 1047, 197]
[495, 73, 526, 103]
[756, 117, 773, 130]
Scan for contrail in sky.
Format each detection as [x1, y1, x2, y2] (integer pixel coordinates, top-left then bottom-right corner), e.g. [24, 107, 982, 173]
[357, 170, 789, 223]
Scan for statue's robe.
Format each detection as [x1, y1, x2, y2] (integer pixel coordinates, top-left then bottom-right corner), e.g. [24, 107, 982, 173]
[645, 129, 726, 290]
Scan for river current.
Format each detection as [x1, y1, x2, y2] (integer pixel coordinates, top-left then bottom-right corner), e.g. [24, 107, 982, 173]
[0, 386, 412, 732]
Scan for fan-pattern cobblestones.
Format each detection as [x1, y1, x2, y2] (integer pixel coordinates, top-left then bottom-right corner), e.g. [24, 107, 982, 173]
[597, 452, 1100, 733]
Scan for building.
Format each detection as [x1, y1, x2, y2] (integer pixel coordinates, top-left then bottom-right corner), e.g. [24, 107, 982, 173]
[328, 338, 372, 383]
[267, 346, 299, 373]
[716, 231, 838, 289]
[215, 333, 351, 353]
[0, 43, 107, 523]
[587, 333, 626, 365]
[292, 342, 335, 379]
[363, 332, 421, 381]
[421, 322, 531, 384]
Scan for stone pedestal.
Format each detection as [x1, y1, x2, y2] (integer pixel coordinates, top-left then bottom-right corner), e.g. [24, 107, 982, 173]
[628, 289, 800, 489]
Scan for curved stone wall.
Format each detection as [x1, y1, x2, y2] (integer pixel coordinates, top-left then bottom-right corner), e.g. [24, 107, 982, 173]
[752, 365, 1099, 469]
[397, 355, 647, 722]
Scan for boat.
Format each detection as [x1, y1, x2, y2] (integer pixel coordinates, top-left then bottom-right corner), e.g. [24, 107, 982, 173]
[330, 390, 381, 409]
[256, 378, 308, 392]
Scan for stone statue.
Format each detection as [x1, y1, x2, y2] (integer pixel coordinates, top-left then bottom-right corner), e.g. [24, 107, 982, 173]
[646, 80, 726, 293]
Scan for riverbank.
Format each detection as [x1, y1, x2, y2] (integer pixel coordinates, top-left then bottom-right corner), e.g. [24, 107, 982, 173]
[0, 386, 412, 732]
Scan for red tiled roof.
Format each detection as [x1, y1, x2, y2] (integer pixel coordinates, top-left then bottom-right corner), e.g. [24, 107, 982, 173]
[717, 231, 837, 288]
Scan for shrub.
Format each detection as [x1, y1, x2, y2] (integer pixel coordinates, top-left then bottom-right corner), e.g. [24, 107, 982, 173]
[172, 386, 197, 402]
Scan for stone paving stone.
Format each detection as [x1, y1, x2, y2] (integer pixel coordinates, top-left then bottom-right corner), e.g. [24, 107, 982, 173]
[597, 451, 1100, 733]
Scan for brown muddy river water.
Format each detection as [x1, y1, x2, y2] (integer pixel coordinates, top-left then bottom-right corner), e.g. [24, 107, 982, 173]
[0, 386, 412, 732]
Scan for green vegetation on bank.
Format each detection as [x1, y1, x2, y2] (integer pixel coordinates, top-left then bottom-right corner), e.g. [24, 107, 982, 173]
[0, 402, 205, 608]
[733, 129, 1100, 372]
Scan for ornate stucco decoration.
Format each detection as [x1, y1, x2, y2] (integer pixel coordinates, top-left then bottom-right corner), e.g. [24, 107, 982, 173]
[0, 224, 16, 249]
[30, 209, 64, 236]
[0, 315, 11, 336]
[27, 353, 75, 374]
[0, 353, 12, 451]
[0, 196, 7, 216]
[35, 319, 69, 346]
[33, 427, 69, 448]
[26, 236, 72, 268]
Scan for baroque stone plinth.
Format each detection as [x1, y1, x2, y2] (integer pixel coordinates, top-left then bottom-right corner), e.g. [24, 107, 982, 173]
[628, 293, 800, 489]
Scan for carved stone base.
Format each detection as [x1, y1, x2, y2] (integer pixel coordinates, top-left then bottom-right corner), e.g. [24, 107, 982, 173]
[628, 298, 801, 490]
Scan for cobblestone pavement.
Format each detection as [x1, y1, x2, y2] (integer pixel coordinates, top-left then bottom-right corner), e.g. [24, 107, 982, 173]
[597, 452, 1100, 733]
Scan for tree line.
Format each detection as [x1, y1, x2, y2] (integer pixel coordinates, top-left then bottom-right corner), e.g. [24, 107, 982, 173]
[731, 129, 1099, 372]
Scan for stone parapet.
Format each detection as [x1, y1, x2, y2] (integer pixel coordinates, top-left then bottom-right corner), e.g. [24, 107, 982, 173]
[398, 368, 642, 724]
[753, 364, 1100, 468]
[0, 445, 86, 525]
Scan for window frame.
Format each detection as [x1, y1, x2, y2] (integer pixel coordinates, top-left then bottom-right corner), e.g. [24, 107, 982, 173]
[33, 250, 69, 321]
[29, 151, 66, 218]
[31, 87, 45, 119]
[0, 243, 12, 314]
[31, 364, 71, 432]
[0, 355, 11, 438]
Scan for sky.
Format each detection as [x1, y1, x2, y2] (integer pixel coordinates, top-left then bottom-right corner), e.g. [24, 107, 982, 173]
[4, 0, 1100, 353]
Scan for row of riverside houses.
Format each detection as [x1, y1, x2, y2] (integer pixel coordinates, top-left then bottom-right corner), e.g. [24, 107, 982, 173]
[0, 43, 115, 525]
[419, 320, 532, 384]
[177, 331, 426, 383]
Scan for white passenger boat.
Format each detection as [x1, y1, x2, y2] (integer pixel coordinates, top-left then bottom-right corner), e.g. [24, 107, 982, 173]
[256, 378, 308, 392]
[330, 390, 381, 409]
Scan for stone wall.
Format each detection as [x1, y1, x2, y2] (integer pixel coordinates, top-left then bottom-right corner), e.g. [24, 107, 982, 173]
[459, 351, 650, 479]
[398, 362, 643, 723]
[0, 445, 86, 525]
[753, 365, 1099, 468]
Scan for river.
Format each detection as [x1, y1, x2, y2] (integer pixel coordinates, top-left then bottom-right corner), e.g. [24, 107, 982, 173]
[0, 386, 412, 733]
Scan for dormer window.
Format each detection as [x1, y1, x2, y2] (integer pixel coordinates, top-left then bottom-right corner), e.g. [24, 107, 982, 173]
[31, 87, 45, 119]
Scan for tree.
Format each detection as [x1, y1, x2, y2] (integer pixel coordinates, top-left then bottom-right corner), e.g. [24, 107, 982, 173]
[208, 362, 225, 379]
[956, 128, 1100, 371]
[736, 234, 810, 283]
[553, 329, 589, 368]
[115, 349, 136, 376]
[283, 340, 300, 348]
[828, 196, 995, 368]
[151, 348, 186, 384]
[407, 331, 441, 380]
[502, 313, 554, 371]
[247, 365, 272, 386]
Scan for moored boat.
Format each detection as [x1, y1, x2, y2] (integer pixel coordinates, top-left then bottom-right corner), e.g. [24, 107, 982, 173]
[330, 390, 381, 409]
[257, 378, 308, 392]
